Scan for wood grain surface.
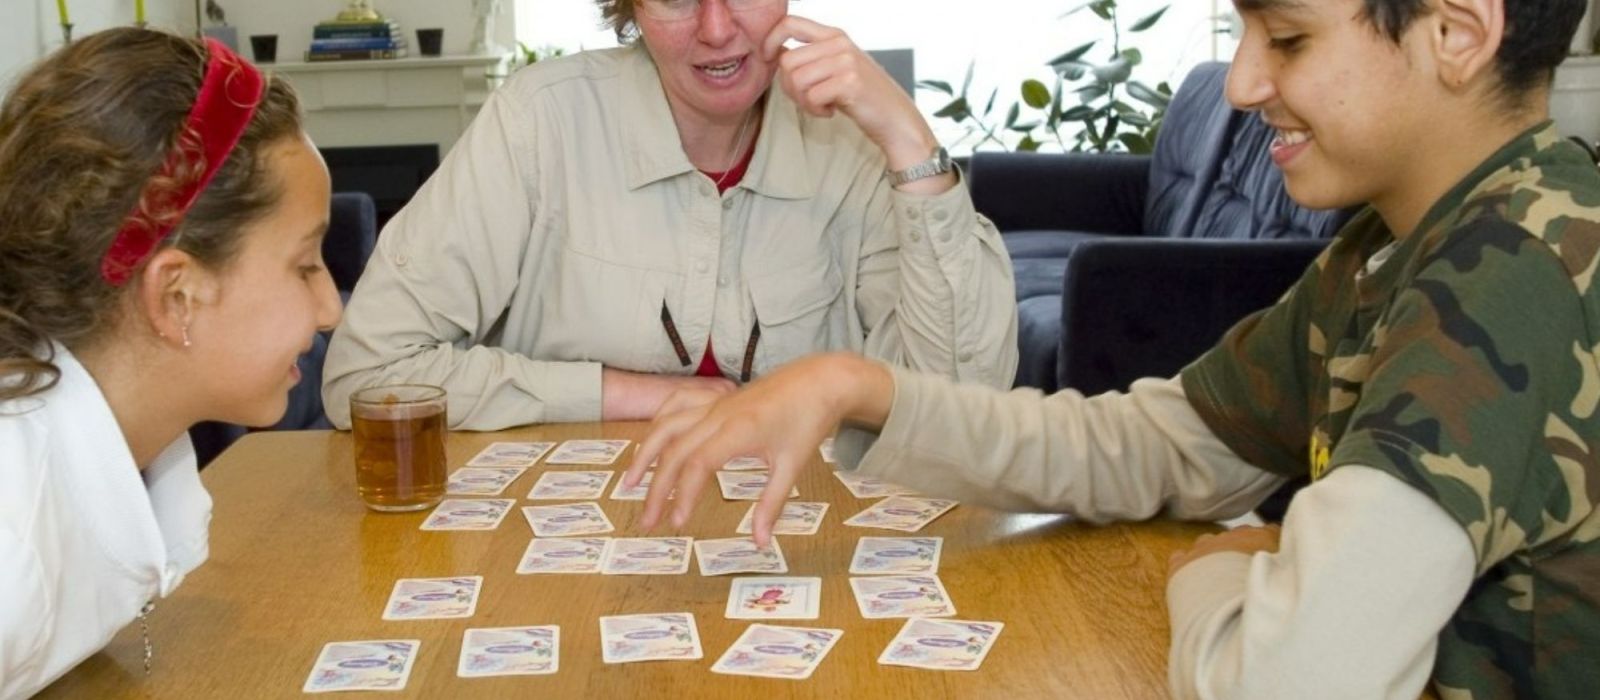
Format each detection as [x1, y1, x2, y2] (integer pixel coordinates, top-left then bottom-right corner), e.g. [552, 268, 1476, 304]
[41, 422, 1224, 699]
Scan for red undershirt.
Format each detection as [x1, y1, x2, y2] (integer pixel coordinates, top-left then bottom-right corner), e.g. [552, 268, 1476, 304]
[692, 136, 759, 378]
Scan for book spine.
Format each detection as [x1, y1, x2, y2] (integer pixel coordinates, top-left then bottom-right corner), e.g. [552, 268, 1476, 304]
[310, 37, 404, 50]
[304, 48, 410, 61]
[313, 28, 403, 40]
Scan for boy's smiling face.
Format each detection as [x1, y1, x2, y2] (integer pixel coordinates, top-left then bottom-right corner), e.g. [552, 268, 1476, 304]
[1226, 0, 1443, 217]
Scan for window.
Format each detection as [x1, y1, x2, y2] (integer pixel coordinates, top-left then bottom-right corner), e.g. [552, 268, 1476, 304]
[513, 0, 1239, 153]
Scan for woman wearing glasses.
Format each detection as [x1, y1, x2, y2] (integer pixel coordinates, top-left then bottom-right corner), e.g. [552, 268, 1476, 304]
[323, 0, 1017, 429]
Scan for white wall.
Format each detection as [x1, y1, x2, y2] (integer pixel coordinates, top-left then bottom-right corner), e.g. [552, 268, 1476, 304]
[2, 0, 517, 93]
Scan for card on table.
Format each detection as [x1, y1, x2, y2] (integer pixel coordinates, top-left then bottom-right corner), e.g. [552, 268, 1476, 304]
[419, 499, 516, 531]
[877, 618, 1005, 671]
[527, 470, 615, 500]
[600, 537, 693, 575]
[849, 536, 944, 575]
[722, 455, 769, 471]
[710, 624, 844, 680]
[736, 501, 829, 536]
[515, 537, 610, 574]
[716, 471, 799, 501]
[446, 467, 526, 497]
[546, 439, 631, 465]
[382, 576, 483, 620]
[695, 537, 788, 576]
[457, 626, 560, 677]
[848, 574, 956, 619]
[725, 577, 822, 620]
[818, 437, 836, 464]
[609, 471, 667, 501]
[303, 639, 420, 693]
[466, 441, 555, 468]
[521, 502, 615, 537]
[832, 470, 917, 499]
[598, 613, 703, 663]
[842, 496, 958, 533]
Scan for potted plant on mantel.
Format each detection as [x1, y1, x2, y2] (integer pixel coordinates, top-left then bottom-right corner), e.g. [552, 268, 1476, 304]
[920, 0, 1172, 154]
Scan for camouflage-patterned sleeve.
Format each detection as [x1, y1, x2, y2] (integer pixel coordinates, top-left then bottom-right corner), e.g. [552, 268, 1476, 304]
[1330, 218, 1596, 573]
[1180, 245, 1326, 480]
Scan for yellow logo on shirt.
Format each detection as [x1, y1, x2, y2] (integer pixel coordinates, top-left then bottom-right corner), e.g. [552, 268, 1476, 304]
[1309, 435, 1332, 481]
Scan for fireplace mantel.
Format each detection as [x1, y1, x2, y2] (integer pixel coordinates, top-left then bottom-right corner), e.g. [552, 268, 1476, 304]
[266, 54, 507, 154]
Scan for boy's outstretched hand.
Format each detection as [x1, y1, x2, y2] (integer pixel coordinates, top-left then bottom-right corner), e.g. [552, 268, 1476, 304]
[623, 353, 893, 547]
[1167, 524, 1283, 579]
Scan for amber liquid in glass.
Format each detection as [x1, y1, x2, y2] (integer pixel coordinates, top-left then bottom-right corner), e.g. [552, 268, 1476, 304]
[352, 405, 447, 511]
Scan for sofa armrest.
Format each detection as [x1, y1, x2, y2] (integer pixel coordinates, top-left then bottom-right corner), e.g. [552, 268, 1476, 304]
[1055, 237, 1328, 396]
[969, 152, 1150, 236]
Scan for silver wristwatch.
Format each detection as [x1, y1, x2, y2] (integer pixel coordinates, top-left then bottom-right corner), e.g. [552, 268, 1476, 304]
[887, 145, 953, 186]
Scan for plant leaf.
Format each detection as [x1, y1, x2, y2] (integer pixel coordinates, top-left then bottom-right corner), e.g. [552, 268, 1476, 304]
[1047, 41, 1097, 67]
[1125, 80, 1171, 109]
[1128, 6, 1168, 32]
[1092, 58, 1133, 85]
[1004, 102, 1020, 128]
[1061, 105, 1094, 121]
[1118, 133, 1154, 153]
[916, 80, 954, 95]
[982, 87, 998, 117]
[961, 61, 975, 97]
[1120, 48, 1143, 66]
[1021, 79, 1052, 109]
[934, 97, 970, 120]
[1090, 0, 1114, 20]
[1018, 135, 1043, 152]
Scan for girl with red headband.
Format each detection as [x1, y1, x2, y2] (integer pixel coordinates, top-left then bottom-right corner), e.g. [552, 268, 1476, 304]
[0, 29, 342, 696]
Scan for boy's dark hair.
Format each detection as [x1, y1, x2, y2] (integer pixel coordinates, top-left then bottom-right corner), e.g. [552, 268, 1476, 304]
[0, 28, 304, 401]
[1360, 0, 1585, 105]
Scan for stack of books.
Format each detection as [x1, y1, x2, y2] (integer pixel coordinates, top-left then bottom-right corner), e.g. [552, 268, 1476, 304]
[307, 19, 408, 61]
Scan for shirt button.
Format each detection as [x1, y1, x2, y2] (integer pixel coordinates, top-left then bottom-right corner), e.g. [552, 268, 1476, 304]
[910, 231, 922, 243]
[932, 209, 949, 222]
[905, 207, 920, 220]
[719, 275, 731, 287]
[394, 254, 408, 267]
[939, 230, 952, 243]
[722, 198, 734, 210]
[959, 351, 973, 363]
[696, 260, 710, 273]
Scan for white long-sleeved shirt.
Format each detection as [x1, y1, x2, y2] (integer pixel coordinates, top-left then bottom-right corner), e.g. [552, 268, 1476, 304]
[842, 370, 1475, 699]
[0, 347, 211, 699]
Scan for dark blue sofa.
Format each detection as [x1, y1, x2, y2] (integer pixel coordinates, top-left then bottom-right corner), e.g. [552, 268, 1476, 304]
[188, 191, 377, 466]
[973, 62, 1355, 394]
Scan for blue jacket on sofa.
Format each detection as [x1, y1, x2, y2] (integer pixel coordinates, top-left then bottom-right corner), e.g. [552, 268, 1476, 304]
[972, 62, 1354, 394]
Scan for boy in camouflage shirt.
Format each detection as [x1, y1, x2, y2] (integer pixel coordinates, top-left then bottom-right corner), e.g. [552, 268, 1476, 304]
[628, 0, 1599, 697]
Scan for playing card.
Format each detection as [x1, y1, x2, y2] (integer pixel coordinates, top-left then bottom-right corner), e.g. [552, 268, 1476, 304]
[736, 502, 829, 536]
[382, 576, 482, 620]
[877, 618, 1005, 671]
[598, 613, 703, 663]
[521, 502, 615, 537]
[600, 537, 693, 575]
[446, 467, 526, 496]
[818, 437, 836, 464]
[725, 577, 822, 620]
[695, 537, 788, 576]
[546, 439, 631, 465]
[716, 471, 799, 501]
[842, 496, 958, 533]
[710, 625, 843, 680]
[848, 574, 956, 619]
[527, 470, 615, 500]
[849, 537, 944, 575]
[609, 471, 668, 501]
[466, 441, 555, 468]
[722, 455, 768, 470]
[457, 626, 559, 677]
[302, 640, 420, 693]
[515, 537, 609, 574]
[420, 499, 516, 531]
[832, 470, 916, 499]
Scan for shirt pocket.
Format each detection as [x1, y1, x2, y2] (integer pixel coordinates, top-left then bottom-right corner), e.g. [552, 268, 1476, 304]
[747, 255, 846, 375]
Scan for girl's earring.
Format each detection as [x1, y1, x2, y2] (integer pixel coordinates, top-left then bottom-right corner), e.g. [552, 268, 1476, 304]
[182, 326, 192, 348]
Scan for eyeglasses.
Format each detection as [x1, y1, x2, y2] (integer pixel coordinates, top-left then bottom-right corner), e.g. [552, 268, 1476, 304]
[661, 301, 762, 382]
[636, 0, 782, 22]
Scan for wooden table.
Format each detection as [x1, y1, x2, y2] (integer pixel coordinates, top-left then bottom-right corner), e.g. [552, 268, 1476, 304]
[42, 423, 1219, 699]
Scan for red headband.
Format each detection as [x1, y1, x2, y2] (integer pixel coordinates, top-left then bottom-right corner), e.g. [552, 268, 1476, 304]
[100, 38, 265, 285]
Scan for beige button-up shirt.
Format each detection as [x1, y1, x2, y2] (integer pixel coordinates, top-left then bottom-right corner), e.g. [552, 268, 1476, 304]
[322, 46, 1018, 429]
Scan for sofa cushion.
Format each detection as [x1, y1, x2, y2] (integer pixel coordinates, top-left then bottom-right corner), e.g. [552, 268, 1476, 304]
[1002, 229, 1109, 259]
[1145, 62, 1235, 239]
[1012, 256, 1071, 301]
[1016, 294, 1063, 391]
[1187, 111, 1348, 240]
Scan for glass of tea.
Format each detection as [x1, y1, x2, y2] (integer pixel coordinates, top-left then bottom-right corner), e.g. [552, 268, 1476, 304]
[350, 384, 448, 512]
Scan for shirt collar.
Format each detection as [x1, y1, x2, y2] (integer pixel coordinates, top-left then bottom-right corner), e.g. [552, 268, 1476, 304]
[618, 45, 814, 200]
[1409, 120, 1560, 238]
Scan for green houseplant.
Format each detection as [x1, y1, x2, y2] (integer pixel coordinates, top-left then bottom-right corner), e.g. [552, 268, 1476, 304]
[920, 0, 1174, 154]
